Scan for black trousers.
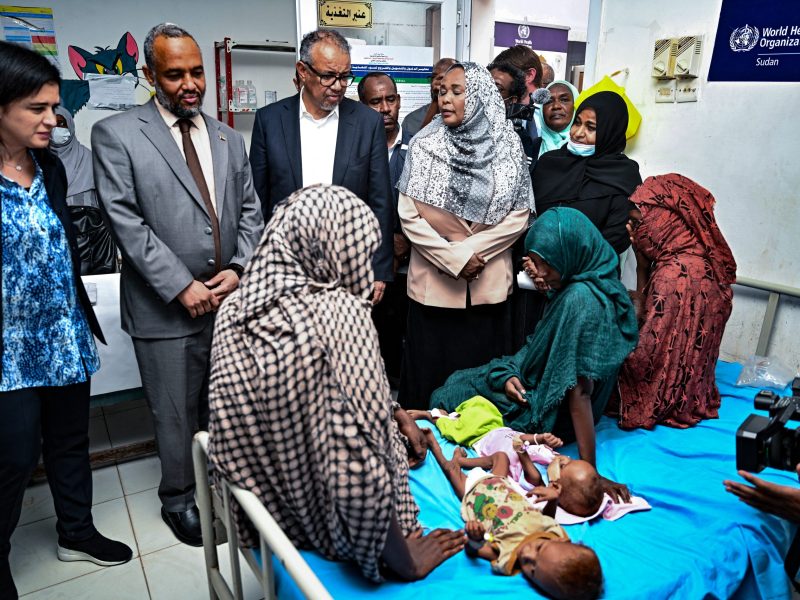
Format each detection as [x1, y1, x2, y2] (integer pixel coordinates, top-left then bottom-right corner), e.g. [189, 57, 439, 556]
[0, 381, 95, 597]
[372, 274, 409, 382]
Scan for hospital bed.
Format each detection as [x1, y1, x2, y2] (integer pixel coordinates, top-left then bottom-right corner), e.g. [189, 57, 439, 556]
[193, 360, 797, 600]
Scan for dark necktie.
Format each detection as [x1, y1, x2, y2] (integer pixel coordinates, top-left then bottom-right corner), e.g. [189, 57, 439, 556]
[177, 118, 221, 275]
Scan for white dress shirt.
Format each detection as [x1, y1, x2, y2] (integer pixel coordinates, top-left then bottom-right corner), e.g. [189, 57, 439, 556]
[388, 124, 403, 161]
[299, 89, 339, 187]
[155, 100, 217, 212]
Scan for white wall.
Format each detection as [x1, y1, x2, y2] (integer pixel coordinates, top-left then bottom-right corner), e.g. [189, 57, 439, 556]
[333, 1, 429, 46]
[496, 0, 590, 42]
[38, 0, 297, 150]
[296, 0, 461, 60]
[593, 0, 800, 369]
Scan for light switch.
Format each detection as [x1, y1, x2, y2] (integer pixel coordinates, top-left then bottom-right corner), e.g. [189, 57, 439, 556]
[674, 36, 703, 78]
[652, 38, 677, 79]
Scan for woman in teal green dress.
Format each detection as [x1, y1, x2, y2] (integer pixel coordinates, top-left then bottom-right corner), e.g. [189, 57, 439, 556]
[430, 207, 638, 500]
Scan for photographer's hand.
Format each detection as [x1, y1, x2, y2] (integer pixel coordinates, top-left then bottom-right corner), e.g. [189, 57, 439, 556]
[723, 464, 800, 522]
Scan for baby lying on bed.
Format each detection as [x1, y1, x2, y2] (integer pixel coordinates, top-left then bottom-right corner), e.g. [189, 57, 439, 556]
[409, 400, 607, 518]
[426, 432, 602, 600]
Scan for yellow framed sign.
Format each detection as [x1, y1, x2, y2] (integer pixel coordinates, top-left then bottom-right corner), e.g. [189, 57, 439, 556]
[318, 1, 372, 29]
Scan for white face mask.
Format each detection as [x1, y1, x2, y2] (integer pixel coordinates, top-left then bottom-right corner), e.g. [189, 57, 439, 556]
[50, 127, 72, 146]
[566, 137, 595, 157]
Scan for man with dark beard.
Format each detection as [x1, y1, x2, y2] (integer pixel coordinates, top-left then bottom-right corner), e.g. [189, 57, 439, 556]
[91, 23, 263, 546]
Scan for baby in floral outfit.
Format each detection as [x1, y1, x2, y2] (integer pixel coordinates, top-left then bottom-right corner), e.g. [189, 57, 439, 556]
[426, 433, 602, 600]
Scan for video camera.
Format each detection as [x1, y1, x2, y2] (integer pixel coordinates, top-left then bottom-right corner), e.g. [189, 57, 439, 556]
[736, 376, 800, 472]
[505, 88, 551, 122]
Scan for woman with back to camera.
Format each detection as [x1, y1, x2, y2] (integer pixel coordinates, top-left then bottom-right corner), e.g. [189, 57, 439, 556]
[396, 62, 533, 410]
[616, 174, 736, 429]
[0, 41, 131, 599]
[208, 185, 465, 582]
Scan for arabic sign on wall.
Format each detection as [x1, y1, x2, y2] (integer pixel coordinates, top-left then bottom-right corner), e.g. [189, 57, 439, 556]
[319, 1, 372, 29]
[708, 0, 800, 82]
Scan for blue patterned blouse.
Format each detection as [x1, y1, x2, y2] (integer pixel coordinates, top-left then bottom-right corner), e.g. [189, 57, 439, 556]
[1, 155, 100, 392]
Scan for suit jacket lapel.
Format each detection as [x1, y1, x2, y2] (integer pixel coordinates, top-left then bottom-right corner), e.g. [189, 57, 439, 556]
[281, 95, 302, 190]
[205, 115, 228, 221]
[389, 146, 404, 185]
[138, 100, 208, 216]
[332, 100, 356, 186]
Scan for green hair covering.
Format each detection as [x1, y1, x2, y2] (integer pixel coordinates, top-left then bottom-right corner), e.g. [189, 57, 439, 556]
[430, 208, 638, 433]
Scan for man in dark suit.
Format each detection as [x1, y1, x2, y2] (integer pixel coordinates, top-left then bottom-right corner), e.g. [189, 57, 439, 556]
[357, 72, 409, 384]
[249, 29, 393, 302]
[93, 23, 263, 546]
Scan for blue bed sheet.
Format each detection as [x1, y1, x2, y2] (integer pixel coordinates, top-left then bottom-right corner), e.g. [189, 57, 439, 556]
[269, 361, 796, 599]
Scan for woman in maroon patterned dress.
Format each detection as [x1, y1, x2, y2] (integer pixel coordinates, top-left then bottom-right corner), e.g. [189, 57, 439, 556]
[617, 174, 737, 429]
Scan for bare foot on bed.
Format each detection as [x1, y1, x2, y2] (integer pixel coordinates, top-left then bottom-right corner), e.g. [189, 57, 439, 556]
[402, 528, 466, 580]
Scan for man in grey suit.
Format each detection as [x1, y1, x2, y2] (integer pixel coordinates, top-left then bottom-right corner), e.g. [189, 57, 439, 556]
[92, 23, 263, 546]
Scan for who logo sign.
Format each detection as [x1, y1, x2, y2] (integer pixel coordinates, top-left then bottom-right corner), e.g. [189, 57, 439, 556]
[729, 24, 759, 52]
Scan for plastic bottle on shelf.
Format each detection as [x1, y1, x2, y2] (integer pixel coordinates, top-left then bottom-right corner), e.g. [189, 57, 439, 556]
[247, 80, 257, 109]
[236, 80, 248, 111]
[219, 76, 227, 111]
[232, 80, 240, 110]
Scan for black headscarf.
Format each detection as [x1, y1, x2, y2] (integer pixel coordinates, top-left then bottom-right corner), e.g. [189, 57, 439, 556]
[533, 91, 642, 213]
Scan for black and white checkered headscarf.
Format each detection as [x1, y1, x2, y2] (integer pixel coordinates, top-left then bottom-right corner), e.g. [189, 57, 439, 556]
[208, 185, 420, 581]
[397, 61, 534, 225]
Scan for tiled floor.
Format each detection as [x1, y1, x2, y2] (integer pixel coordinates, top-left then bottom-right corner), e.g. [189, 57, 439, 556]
[11, 400, 262, 599]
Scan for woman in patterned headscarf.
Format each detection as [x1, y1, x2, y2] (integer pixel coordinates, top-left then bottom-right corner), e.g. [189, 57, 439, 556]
[396, 61, 533, 410]
[616, 174, 736, 429]
[207, 185, 464, 582]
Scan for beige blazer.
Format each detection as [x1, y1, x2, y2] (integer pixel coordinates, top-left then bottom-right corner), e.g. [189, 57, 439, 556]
[398, 192, 530, 309]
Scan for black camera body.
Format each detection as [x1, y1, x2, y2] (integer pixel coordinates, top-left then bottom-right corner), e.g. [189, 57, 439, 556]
[505, 88, 552, 122]
[506, 101, 536, 122]
[736, 377, 800, 472]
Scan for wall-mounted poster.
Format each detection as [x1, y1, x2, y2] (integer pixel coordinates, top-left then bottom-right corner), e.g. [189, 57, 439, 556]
[0, 5, 58, 66]
[708, 0, 800, 82]
[348, 45, 433, 123]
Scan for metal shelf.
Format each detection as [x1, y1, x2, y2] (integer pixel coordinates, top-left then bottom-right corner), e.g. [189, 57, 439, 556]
[214, 37, 296, 125]
[225, 39, 295, 53]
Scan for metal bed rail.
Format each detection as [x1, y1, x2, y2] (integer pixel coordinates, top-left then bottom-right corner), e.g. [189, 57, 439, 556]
[734, 276, 800, 356]
[192, 431, 333, 600]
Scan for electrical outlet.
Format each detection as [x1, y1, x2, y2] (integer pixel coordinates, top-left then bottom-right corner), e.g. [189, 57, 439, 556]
[655, 80, 676, 103]
[676, 81, 699, 102]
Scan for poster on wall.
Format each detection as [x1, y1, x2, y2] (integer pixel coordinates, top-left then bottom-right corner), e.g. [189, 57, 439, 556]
[708, 0, 800, 82]
[0, 5, 58, 66]
[348, 45, 434, 122]
[493, 21, 570, 81]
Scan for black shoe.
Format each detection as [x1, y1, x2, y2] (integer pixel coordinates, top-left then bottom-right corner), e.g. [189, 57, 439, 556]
[57, 531, 133, 567]
[1, 557, 18, 600]
[161, 506, 203, 547]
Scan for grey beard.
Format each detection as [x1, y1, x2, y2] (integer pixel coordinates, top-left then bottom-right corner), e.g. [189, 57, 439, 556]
[154, 83, 202, 118]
